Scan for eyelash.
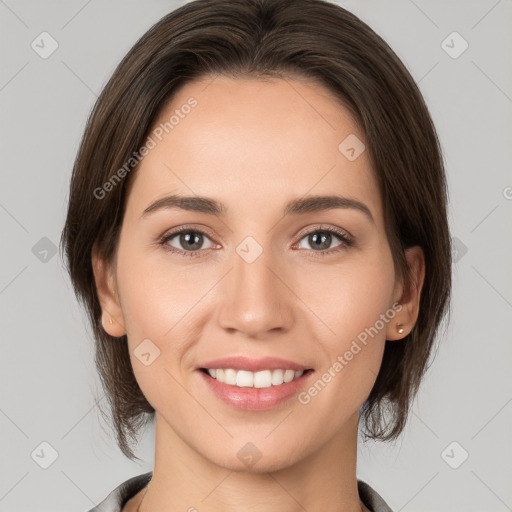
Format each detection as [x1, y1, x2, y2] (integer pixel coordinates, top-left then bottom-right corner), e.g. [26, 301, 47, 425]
[158, 225, 354, 259]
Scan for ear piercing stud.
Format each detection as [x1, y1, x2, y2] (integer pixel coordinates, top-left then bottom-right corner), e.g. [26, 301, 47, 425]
[396, 323, 404, 334]
[108, 317, 113, 325]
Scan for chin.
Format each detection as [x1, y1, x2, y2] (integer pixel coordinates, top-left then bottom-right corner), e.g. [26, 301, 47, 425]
[200, 437, 311, 474]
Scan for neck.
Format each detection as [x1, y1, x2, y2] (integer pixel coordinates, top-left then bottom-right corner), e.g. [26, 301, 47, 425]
[137, 413, 365, 512]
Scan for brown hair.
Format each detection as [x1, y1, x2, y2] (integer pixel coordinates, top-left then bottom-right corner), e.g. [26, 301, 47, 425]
[60, 0, 451, 460]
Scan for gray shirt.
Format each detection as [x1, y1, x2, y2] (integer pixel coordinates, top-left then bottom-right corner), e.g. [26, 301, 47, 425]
[87, 471, 393, 512]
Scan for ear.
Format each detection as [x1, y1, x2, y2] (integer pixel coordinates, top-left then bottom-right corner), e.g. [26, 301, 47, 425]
[386, 246, 425, 341]
[91, 245, 126, 337]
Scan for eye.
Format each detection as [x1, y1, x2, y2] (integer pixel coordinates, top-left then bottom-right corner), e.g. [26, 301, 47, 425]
[160, 227, 215, 257]
[295, 227, 353, 255]
[159, 225, 353, 258]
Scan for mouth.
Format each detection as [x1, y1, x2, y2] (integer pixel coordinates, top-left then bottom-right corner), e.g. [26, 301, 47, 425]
[196, 356, 315, 411]
[199, 367, 314, 388]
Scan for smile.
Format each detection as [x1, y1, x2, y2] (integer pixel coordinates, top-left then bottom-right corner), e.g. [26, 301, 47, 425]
[201, 368, 311, 388]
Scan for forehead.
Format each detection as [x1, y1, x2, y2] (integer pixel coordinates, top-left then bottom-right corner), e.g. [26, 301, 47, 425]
[125, 75, 383, 226]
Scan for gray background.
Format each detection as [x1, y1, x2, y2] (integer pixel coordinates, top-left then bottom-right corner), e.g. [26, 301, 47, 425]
[1, 0, 511, 511]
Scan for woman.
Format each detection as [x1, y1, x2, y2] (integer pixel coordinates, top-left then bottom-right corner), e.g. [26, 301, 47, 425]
[60, 0, 451, 510]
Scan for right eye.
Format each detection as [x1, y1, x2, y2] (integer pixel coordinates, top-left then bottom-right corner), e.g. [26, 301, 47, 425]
[160, 227, 216, 257]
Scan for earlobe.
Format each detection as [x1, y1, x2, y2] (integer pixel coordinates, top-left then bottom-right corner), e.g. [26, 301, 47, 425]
[386, 245, 425, 341]
[91, 249, 126, 338]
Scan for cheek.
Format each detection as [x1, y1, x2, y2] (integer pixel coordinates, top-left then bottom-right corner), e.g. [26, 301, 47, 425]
[114, 246, 197, 408]
[303, 252, 396, 344]
[115, 243, 202, 339]
[114, 242, 212, 397]
[297, 249, 396, 400]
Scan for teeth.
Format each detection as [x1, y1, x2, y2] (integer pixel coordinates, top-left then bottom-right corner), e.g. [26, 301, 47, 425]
[283, 369, 295, 383]
[205, 368, 305, 388]
[225, 368, 237, 385]
[271, 369, 284, 385]
[254, 370, 271, 388]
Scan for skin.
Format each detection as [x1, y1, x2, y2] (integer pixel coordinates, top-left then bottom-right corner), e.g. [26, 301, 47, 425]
[93, 75, 425, 512]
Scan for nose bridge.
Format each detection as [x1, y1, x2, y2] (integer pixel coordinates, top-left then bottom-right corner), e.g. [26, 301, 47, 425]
[216, 237, 292, 336]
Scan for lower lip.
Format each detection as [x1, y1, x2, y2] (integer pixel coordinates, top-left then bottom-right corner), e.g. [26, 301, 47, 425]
[198, 370, 314, 411]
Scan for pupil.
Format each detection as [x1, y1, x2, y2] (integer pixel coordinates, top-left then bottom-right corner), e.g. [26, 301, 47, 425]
[182, 232, 202, 250]
[311, 232, 330, 250]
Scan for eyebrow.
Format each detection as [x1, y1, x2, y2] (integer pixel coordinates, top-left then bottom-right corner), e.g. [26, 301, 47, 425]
[142, 194, 374, 223]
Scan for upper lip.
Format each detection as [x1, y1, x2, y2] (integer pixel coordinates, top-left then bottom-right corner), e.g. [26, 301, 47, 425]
[197, 356, 312, 372]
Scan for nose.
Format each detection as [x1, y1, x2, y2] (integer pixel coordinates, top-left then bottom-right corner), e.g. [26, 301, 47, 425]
[216, 242, 294, 338]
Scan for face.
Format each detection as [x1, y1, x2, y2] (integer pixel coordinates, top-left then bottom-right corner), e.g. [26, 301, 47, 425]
[96, 75, 419, 472]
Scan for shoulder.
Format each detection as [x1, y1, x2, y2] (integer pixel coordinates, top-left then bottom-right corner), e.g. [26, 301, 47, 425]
[86, 471, 153, 512]
[357, 480, 394, 512]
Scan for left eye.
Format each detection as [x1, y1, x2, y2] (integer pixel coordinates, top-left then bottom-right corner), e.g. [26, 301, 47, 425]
[296, 229, 348, 251]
